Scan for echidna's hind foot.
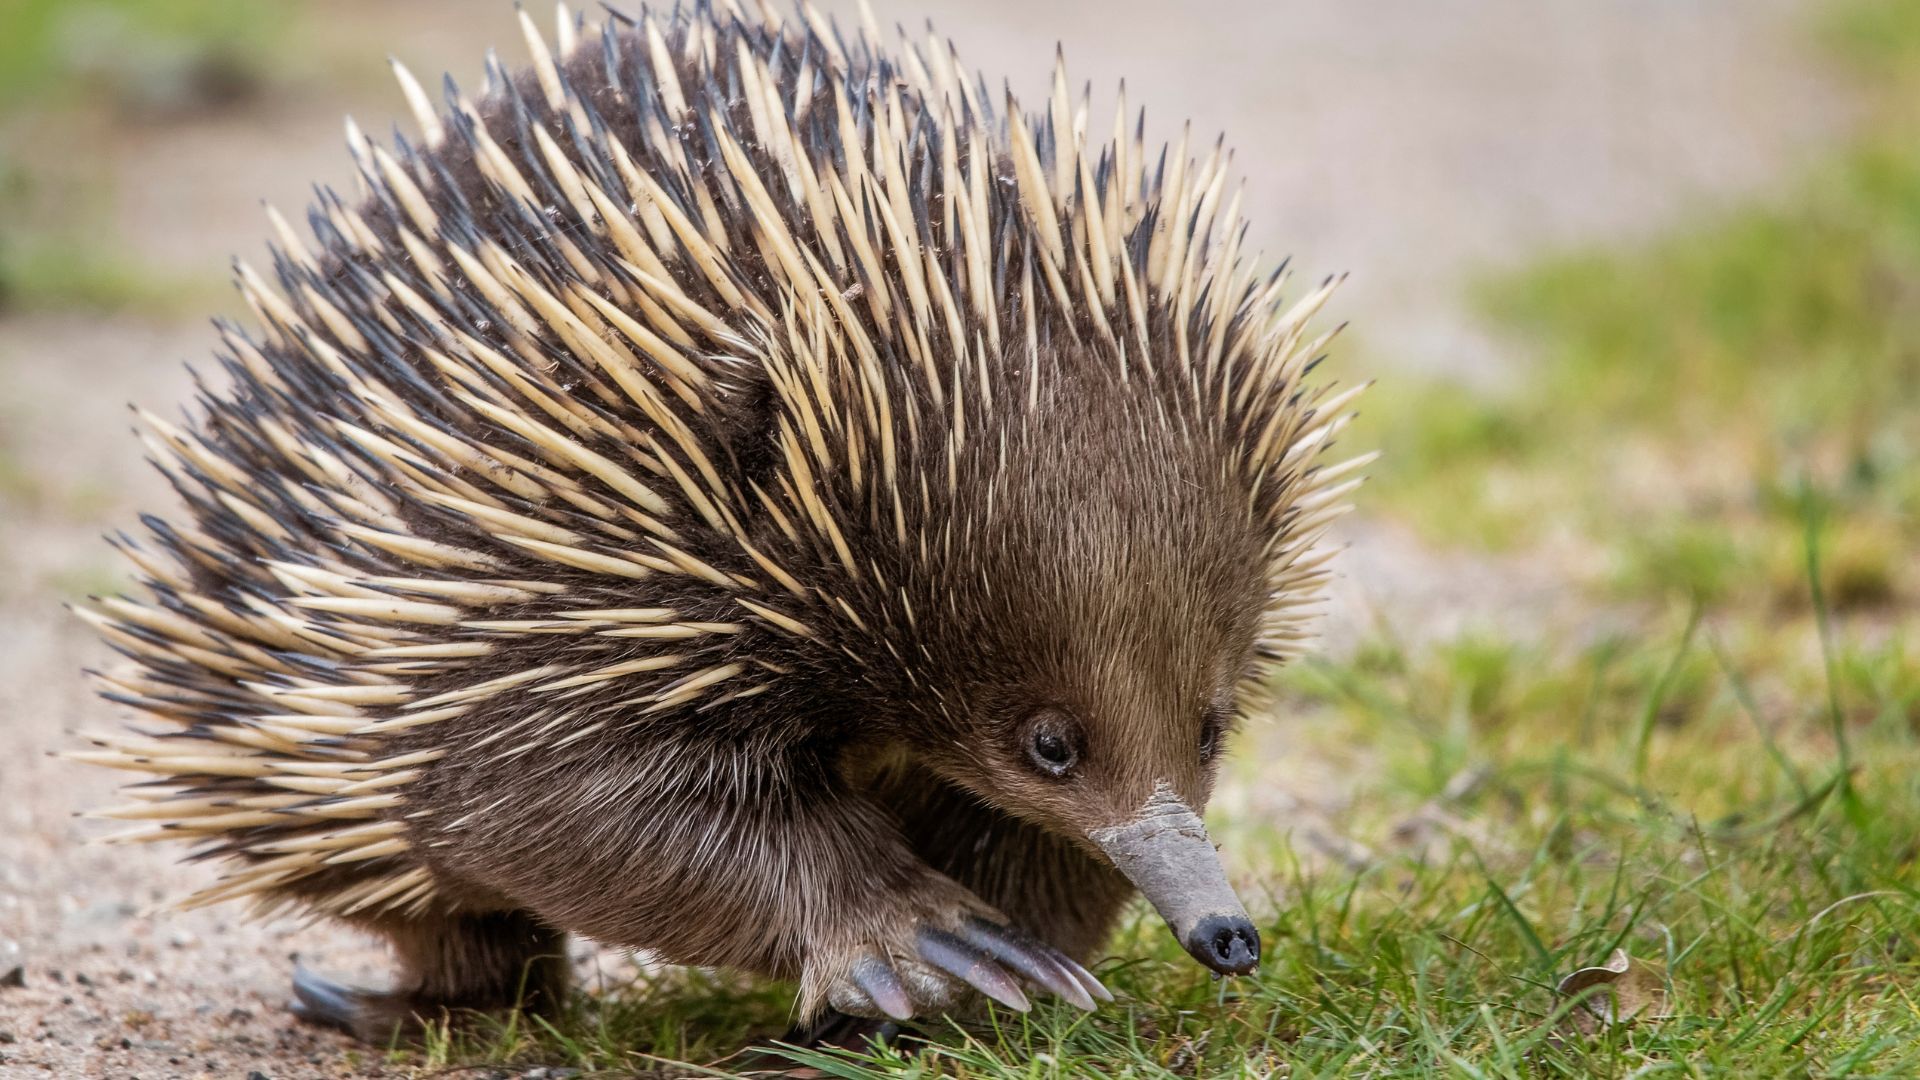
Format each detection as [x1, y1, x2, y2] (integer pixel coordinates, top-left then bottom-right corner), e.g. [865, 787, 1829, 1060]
[291, 966, 427, 1044]
[291, 910, 570, 1045]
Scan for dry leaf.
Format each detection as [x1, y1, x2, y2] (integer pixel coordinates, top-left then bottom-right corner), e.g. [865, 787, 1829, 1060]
[1555, 948, 1671, 1033]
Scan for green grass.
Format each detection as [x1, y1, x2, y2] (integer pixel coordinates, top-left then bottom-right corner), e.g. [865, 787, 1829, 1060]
[1357, 139, 1920, 594]
[1351, 0, 1920, 616]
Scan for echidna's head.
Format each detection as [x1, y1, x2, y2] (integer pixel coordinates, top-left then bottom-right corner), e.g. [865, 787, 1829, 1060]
[926, 377, 1268, 973]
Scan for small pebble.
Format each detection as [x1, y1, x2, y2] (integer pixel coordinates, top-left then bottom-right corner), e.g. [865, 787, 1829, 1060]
[0, 966, 22, 989]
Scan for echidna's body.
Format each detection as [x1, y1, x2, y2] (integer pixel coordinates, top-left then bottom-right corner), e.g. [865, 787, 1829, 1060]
[76, 1, 1361, 1038]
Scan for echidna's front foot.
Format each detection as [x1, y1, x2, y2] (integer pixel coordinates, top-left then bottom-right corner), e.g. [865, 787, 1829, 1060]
[814, 905, 1108, 1021]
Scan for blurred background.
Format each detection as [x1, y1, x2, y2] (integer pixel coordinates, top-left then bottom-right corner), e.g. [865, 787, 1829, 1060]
[0, 1, 1914, 1076]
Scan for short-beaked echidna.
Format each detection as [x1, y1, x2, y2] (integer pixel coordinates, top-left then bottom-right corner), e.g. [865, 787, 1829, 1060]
[72, 1, 1365, 1040]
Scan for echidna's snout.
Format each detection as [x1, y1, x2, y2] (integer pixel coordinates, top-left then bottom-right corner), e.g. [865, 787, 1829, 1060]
[1186, 913, 1260, 975]
[1088, 783, 1260, 977]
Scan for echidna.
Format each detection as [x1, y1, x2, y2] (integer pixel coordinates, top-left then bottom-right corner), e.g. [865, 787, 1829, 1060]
[72, 0, 1364, 1041]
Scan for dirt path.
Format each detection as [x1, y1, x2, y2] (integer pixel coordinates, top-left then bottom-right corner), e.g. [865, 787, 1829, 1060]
[0, 2, 1850, 1076]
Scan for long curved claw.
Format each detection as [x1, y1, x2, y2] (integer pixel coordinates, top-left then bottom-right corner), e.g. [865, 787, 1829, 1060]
[958, 918, 1097, 1011]
[290, 966, 422, 1045]
[914, 927, 1030, 1012]
[290, 965, 372, 1034]
[1052, 951, 1115, 1003]
[851, 956, 916, 1021]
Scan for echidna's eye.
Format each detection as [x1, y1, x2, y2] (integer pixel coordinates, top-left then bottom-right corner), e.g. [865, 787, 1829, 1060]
[1024, 710, 1081, 777]
[1200, 698, 1232, 762]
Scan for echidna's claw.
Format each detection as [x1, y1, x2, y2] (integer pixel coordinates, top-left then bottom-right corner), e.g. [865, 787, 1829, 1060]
[851, 956, 916, 1021]
[958, 918, 1099, 1011]
[913, 927, 1030, 1012]
[290, 965, 370, 1032]
[290, 965, 418, 1044]
[1053, 949, 1115, 1003]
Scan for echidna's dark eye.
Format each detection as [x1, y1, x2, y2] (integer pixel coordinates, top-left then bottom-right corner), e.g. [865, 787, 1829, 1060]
[1033, 731, 1072, 767]
[1024, 710, 1081, 777]
[1200, 698, 1232, 762]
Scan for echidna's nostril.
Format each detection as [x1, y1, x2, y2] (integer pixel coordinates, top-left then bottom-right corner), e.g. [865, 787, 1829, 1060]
[1184, 914, 1259, 975]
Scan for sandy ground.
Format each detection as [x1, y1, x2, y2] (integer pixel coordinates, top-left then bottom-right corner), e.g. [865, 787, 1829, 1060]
[0, 1, 1852, 1076]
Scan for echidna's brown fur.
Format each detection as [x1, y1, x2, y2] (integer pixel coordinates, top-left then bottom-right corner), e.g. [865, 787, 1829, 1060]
[73, 0, 1363, 1035]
